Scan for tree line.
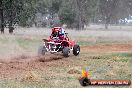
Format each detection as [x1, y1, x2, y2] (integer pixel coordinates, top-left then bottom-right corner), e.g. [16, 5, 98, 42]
[0, 0, 132, 33]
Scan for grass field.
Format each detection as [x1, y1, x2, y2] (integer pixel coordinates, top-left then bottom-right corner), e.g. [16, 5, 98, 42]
[0, 26, 131, 88]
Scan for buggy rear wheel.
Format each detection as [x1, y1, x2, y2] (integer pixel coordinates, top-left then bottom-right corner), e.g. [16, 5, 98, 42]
[38, 45, 46, 56]
[73, 45, 80, 56]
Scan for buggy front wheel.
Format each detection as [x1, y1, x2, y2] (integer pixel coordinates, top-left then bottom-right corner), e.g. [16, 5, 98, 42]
[73, 45, 80, 56]
[63, 47, 70, 57]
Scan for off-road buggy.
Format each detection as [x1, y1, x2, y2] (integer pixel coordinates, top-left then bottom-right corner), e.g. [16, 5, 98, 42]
[38, 27, 80, 57]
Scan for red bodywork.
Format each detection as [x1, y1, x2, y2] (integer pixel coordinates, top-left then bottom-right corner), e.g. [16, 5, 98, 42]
[43, 27, 75, 49]
[43, 38, 75, 49]
[52, 27, 61, 32]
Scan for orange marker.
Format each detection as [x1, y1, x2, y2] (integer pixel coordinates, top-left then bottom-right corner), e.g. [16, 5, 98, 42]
[81, 68, 88, 78]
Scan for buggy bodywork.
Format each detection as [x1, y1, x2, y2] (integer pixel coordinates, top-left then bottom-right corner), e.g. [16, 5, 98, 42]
[38, 27, 80, 57]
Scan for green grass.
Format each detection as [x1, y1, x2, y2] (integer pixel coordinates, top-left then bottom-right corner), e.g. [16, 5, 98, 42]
[113, 53, 132, 58]
[0, 79, 50, 88]
[0, 76, 79, 88]
[0, 80, 25, 88]
[79, 51, 132, 82]
[81, 52, 131, 61]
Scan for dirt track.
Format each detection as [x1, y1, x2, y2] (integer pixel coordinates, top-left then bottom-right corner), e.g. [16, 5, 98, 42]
[0, 54, 64, 79]
[82, 43, 132, 52]
[0, 43, 132, 79]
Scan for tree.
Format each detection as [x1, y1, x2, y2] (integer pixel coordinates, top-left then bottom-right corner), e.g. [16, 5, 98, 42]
[18, 0, 38, 27]
[1, 0, 132, 31]
[99, 0, 119, 29]
[1, 0, 24, 33]
[59, 0, 97, 30]
[59, 0, 75, 28]
[0, 0, 4, 33]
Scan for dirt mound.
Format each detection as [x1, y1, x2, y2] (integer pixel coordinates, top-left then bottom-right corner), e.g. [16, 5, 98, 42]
[21, 71, 41, 82]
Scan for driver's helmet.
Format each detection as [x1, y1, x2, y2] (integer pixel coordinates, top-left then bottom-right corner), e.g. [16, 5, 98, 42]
[59, 28, 65, 35]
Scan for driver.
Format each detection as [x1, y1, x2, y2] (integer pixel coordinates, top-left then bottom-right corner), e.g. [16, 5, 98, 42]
[50, 27, 65, 40]
[59, 27, 65, 40]
[50, 27, 60, 40]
